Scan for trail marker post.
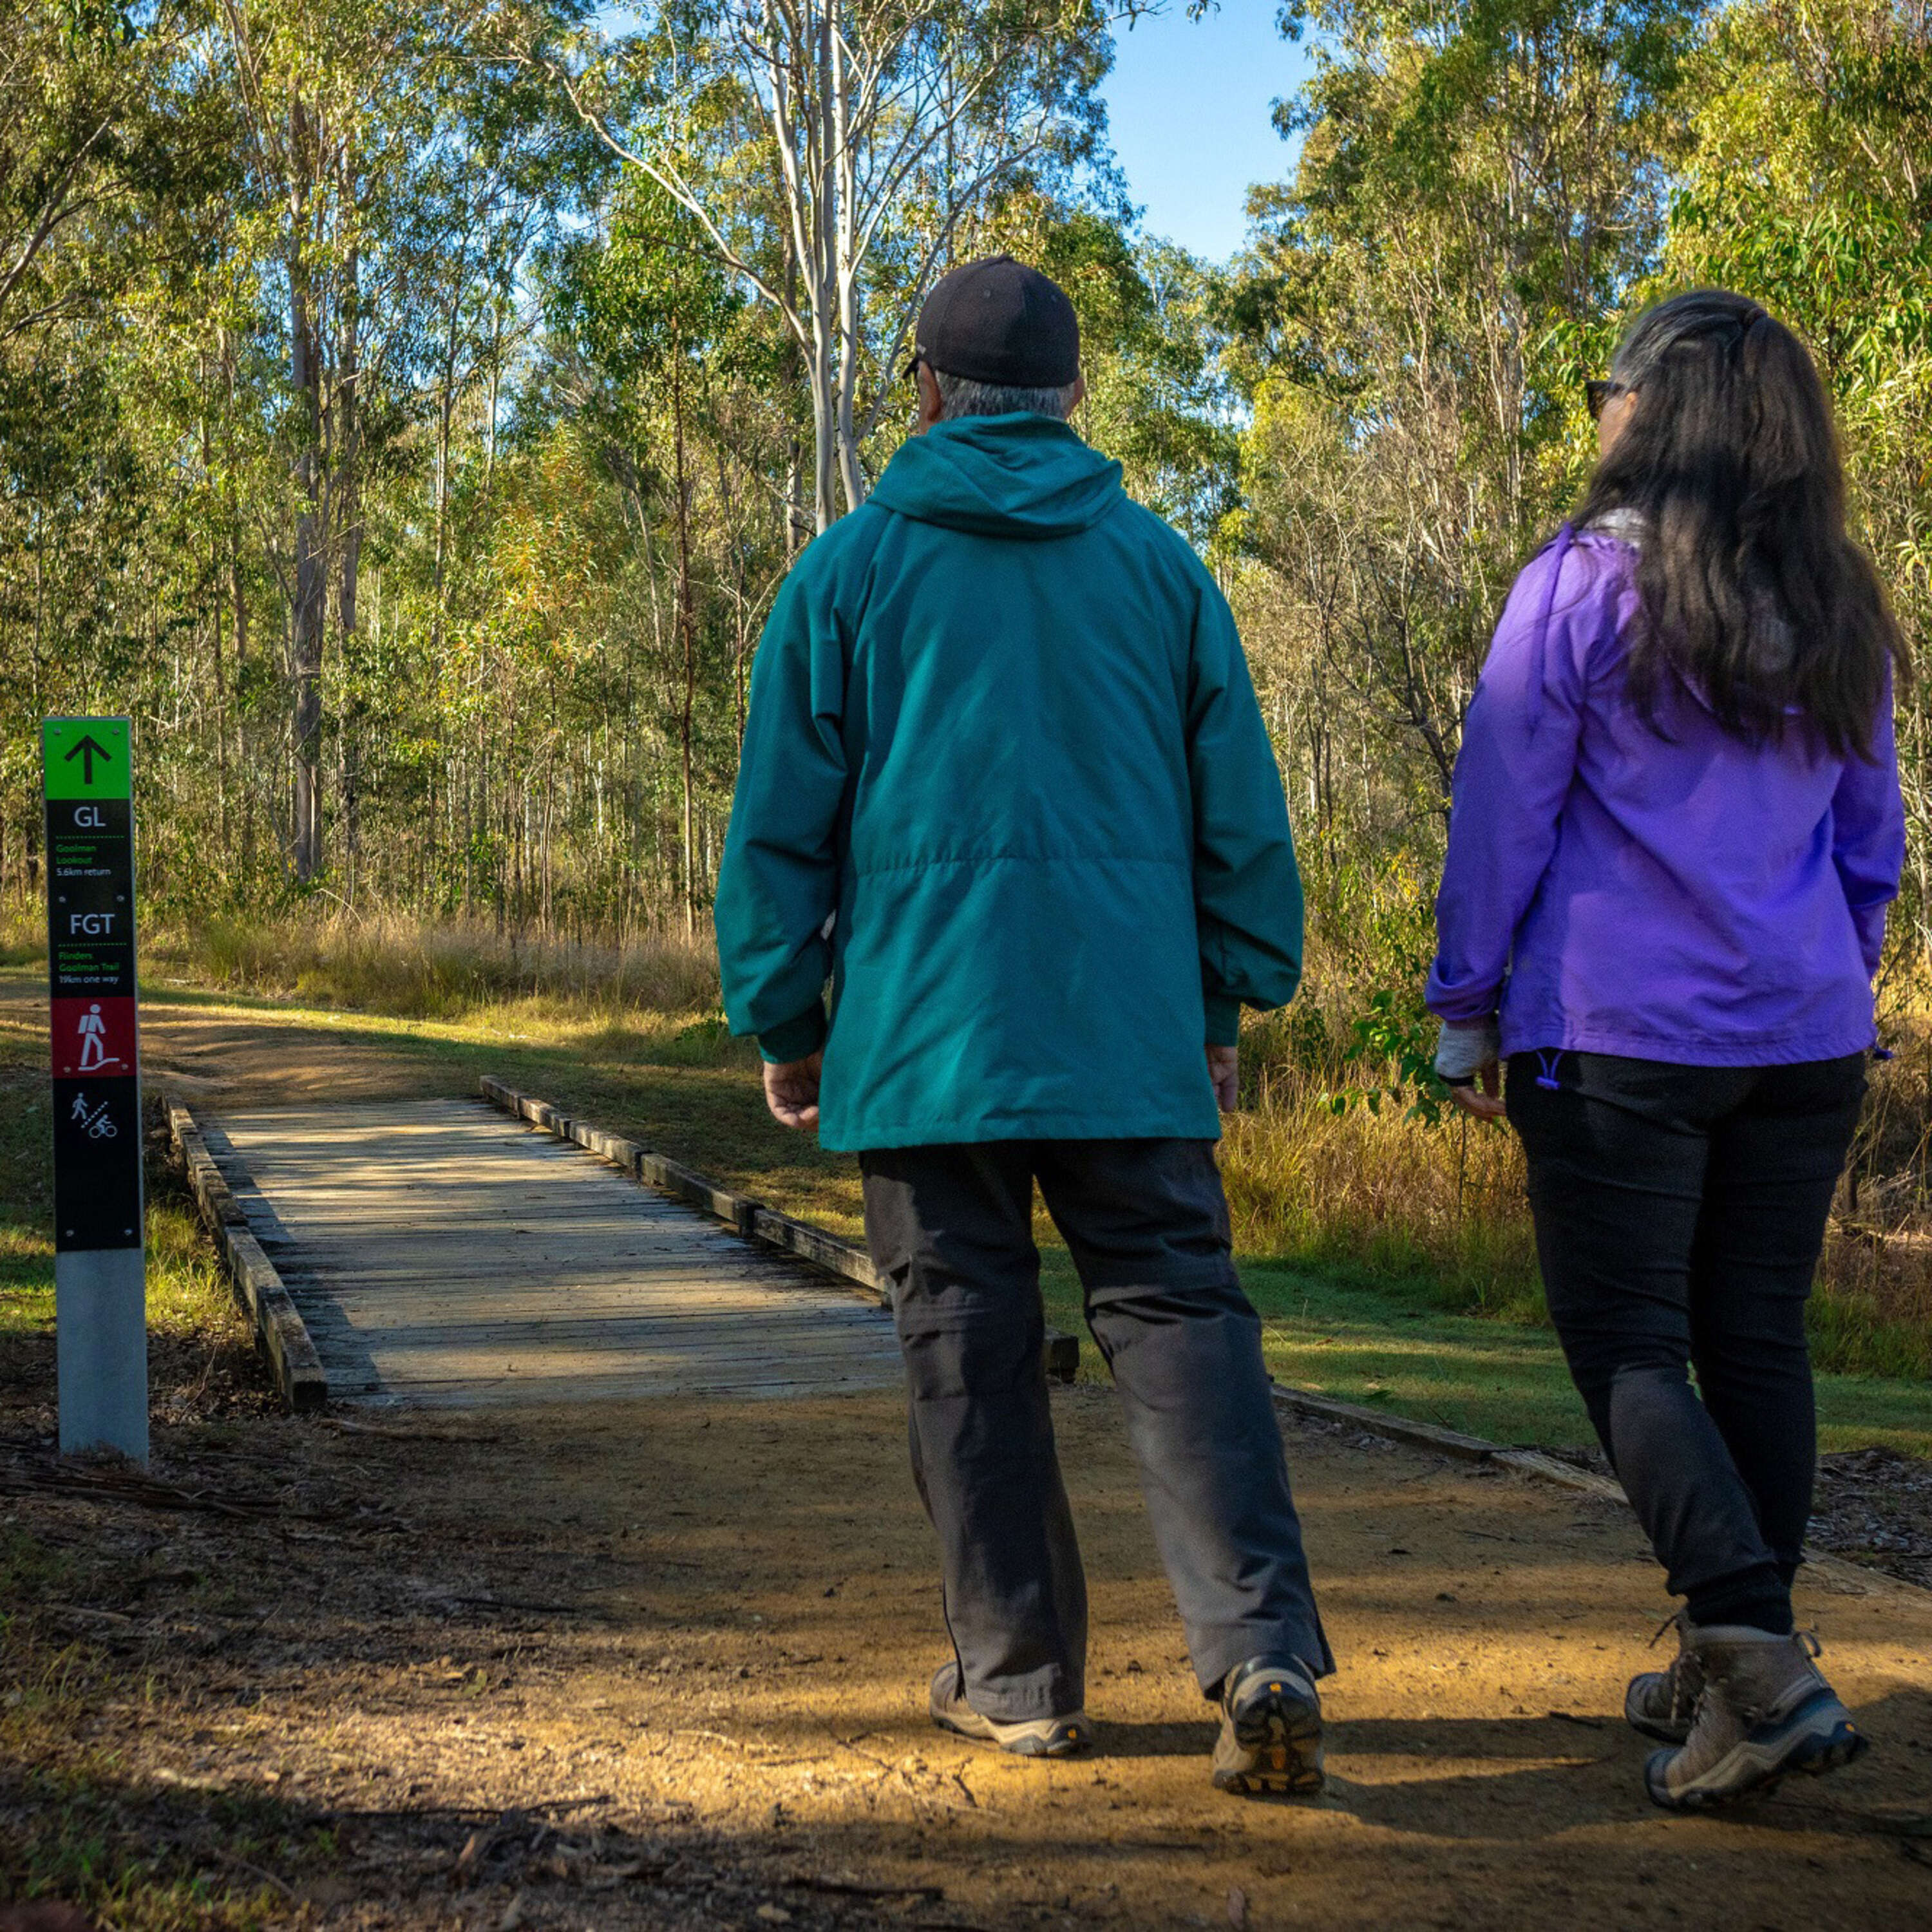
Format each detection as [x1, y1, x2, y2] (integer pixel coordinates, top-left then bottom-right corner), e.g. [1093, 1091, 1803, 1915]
[44, 717, 147, 1463]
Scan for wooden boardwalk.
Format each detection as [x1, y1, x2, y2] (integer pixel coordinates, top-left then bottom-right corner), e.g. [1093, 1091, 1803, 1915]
[202, 1098, 904, 1407]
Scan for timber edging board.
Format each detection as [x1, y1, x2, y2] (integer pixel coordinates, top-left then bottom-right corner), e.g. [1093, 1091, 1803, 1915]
[1269, 1383, 1627, 1497]
[1268, 1387, 1926, 1601]
[166, 1100, 327, 1414]
[477, 1075, 1081, 1385]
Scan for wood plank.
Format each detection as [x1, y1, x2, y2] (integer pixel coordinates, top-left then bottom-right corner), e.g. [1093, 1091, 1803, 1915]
[209, 1098, 902, 1407]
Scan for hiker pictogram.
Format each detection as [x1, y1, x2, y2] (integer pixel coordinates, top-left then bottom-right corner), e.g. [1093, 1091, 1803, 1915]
[75, 1001, 121, 1072]
[50, 996, 137, 1079]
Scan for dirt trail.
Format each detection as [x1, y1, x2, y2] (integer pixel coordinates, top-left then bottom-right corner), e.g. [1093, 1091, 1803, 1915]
[6, 989, 1932, 1929]
[138, 989, 479, 1107]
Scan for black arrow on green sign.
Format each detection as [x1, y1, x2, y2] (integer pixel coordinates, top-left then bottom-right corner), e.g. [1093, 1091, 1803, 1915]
[64, 735, 113, 784]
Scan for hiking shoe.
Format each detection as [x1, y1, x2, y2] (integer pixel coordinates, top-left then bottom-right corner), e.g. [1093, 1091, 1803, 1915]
[1625, 1611, 1703, 1745]
[1211, 1656, 1324, 1796]
[1645, 1626, 1866, 1811]
[928, 1662, 1090, 1759]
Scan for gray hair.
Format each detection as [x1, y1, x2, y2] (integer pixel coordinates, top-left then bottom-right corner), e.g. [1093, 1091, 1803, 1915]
[932, 367, 1081, 421]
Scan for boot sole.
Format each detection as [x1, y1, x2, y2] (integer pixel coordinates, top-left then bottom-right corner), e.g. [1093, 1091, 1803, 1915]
[1644, 1709, 1868, 1810]
[1629, 1716, 1693, 1746]
[1212, 1690, 1325, 1796]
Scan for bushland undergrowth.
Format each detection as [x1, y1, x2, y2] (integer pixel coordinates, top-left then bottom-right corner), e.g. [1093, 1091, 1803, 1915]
[8, 898, 1929, 1379]
[150, 909, 723, 1023]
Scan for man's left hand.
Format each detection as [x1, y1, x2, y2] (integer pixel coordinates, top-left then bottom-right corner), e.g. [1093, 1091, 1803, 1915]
[763, 1052, 822, 1130]
[1207, 1043, 1240, 1113]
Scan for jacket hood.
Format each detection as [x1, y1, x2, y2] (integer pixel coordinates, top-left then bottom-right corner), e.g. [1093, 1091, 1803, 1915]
[868, 413, 1124, 539]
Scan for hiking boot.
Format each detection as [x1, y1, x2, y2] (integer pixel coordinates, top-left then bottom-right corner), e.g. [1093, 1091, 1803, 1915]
[1625, 1611, 1703, 1745]
[1645, 1626, 1866, 1811]
[1211, 1656, 1324, 1796]
[928, 1662, 1090, 1758]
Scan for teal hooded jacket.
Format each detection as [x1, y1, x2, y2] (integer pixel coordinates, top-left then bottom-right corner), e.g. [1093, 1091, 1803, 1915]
[713, 412, 1303, 1152]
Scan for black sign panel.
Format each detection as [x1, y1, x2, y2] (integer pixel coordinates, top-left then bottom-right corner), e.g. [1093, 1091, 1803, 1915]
[44, 719, 143, 1254]
[52, 1076, 144, 1248]
[47, 798, 136, 998]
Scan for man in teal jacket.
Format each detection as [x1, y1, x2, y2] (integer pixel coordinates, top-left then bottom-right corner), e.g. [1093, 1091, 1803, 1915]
[715, 256, 1330, 1795]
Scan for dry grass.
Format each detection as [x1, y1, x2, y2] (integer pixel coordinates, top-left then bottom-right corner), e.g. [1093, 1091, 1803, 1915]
[1220, 1074, 1544, 1322]
[1226, 999, 1932, 1378]
[146, 908, 722, 1024]
[7, 887, 1930, 1376]
[0, 894, 40, 965]
[1814, 1012, 1932, 1375]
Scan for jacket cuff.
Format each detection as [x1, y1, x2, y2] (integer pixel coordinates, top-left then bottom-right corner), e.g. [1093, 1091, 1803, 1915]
[1204, 994, 1242, 1048]
[758, 1003, 828, 1065]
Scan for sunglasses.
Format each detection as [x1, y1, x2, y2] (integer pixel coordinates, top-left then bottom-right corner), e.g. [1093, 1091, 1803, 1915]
[1585, 377, 1629, 421]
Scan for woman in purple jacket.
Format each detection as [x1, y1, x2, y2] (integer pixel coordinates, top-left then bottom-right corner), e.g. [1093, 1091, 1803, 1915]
[1428, 290, 1908, 1810]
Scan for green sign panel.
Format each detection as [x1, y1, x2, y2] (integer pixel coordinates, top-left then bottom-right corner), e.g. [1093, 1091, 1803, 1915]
[43, 717, 133, 802]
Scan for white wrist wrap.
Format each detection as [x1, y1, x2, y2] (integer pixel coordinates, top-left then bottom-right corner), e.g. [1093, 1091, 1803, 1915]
[1434, 1018, 1502, 1083]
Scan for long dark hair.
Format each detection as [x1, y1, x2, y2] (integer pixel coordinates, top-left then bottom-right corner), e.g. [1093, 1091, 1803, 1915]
[1577, 289, 1908, 758]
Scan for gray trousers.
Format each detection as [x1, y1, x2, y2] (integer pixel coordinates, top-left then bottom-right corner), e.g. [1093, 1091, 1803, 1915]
[860, 1138, 1331, 1722]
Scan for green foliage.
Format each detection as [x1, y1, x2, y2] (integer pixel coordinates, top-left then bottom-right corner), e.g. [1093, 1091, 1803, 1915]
[1227, 0, 1696, 835]
[1642, 0, 1932, 955]
[0, 0, 1930, 1387]
[1329, 988, 1456, 1126]
[547, 174, 743, 395]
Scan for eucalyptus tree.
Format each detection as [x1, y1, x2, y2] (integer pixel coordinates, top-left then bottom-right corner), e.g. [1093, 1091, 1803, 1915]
[1229, 0, 1695, 822]
[1664, 0, 1932, 954]
[527, 0, 1133, 531]
[1, 5, 128, 344]
[212, 0, 592, 880]
[545, 176, 750, 925]
[0, 0, 239, 890]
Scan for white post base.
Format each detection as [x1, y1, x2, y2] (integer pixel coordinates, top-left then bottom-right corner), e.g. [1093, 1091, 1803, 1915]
[56, 1247, 148, 1464]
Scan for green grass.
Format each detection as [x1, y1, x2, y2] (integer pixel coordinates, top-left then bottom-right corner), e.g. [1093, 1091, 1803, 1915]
[0, 1011, 251, 1388]
[1, 1653, 321, 1929]
[37, 961, 1921, 1461]
[1249, 1265, 1930, 1457]
[1037, 1252, 1931, 1456]
[11, 955, 1930, 1459]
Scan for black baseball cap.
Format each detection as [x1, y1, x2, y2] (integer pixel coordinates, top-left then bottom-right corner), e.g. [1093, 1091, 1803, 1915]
[909, 255, 1080, 388]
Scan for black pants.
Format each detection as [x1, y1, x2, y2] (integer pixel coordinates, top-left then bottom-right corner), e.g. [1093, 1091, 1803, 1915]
[860, 1138, 1331, 1722]
[1508, 1052, 1866, 1632]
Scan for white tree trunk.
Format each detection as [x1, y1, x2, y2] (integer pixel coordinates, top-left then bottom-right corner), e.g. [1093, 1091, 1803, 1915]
[536, 1, 1097, 530]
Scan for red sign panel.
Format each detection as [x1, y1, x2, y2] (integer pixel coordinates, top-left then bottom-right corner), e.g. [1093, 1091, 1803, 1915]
[50, 995, 140, 1079]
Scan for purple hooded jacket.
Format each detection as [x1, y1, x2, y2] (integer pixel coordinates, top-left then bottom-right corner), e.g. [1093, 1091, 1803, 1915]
[1427, 524, 1904, 1065]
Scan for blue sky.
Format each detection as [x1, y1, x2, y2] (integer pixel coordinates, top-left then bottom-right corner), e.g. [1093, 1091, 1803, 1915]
[1101, 4, 1313, 263]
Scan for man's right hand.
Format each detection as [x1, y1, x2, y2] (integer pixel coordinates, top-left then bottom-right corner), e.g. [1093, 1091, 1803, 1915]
[1207, 1043, 1240, 1113]
[762, 1052, 823, 1131]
